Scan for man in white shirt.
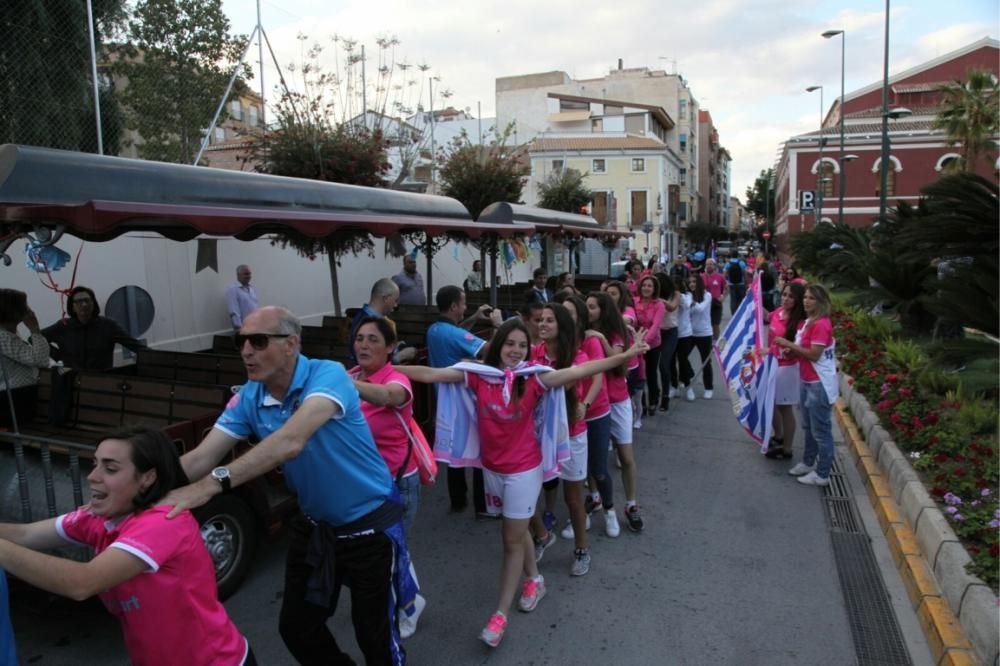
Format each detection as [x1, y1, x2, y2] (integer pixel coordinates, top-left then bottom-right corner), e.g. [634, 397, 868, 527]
[225, 265, 258, 330]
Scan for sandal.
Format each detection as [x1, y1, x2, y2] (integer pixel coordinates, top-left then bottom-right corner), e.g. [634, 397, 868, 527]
[764, 438, 786, 459]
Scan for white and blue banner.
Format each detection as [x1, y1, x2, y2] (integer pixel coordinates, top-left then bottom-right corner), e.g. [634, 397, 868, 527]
[713, 272, 777, 451]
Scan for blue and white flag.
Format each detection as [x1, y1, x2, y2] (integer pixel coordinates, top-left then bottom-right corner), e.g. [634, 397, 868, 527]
[713, 272, 777, 451]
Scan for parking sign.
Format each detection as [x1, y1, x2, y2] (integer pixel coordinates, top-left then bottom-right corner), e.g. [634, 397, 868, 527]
[799, 190, 816, 211]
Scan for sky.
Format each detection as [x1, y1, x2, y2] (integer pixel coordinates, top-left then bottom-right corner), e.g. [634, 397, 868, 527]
[220, 0, 998, 201]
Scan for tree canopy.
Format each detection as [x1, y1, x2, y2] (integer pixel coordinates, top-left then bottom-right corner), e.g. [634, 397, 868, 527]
[437, 125, 529, 220]
[115, 0, 246, 164]
[536, 167, 592, 214]
[934, 68, 999, 173]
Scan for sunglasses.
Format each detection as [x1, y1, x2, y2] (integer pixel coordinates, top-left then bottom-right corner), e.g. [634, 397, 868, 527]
[234, 333, 291, 350]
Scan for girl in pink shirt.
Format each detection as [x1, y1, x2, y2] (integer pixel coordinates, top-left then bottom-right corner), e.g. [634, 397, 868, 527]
[350, 316, 427, 639]
[398, 319, 647, 648]
[603, 281, 644, 425]
[635, 275, 667, 417]
[0, 427, 251, 666]
[765, 283, 806, 460]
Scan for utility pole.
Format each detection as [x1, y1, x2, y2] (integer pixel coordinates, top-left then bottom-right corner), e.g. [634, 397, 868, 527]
[256, 0, 265, 131]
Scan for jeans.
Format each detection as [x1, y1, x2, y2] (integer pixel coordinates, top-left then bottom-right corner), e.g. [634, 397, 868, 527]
[447, 466, 485, 513]
[691, 336, 714, 390]
[643, 342, 663, 405]
[397, 473, 421, 535]
[729, 284, 747, 314]
[278, 514, 402, 666]
[657, 328, 679, 403]
[585, 414, 613, 509]
[799, 382, 834, 478]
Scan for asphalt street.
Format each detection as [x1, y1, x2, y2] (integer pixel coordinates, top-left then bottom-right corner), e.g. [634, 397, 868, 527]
[10, 347, 935, 665]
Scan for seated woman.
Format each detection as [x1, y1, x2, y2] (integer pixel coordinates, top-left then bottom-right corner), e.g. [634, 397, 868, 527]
[41, 286, 145, 371]
[0, 426, 254, 666]
[0, 289, 51, 429]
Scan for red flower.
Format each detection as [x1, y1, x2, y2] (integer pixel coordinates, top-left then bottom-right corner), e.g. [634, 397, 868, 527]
[926, 411, 938, 425]
[899, 387, 913, 399]
[910, 416, 924, 430]
[890, 413, 902, 424]
[934, 473, 947, 482]
[878, 400, 895, 412]
[886, 373, 897, 382]
[930, 486, 946, 497]
[991, 544, 999, 558]
[928, 435, 941, 446]
[934, 454, 950, 464]
[847, 377, 855, 385]
[971, 458, 984, 467]
[953, 467, 967, 478]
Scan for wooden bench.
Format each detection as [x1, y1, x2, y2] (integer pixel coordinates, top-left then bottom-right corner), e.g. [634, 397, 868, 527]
[132, 349, 247, 387]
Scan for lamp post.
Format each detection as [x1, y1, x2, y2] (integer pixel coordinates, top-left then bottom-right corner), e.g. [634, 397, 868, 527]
[822, 29, 846, 224]
[878, 107, 913, 221]
[806, 85, 824, 227]
[840, 154, 859, 220]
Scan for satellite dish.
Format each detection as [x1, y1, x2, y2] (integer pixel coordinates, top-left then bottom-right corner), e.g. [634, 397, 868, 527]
[104, 285, 155, 338]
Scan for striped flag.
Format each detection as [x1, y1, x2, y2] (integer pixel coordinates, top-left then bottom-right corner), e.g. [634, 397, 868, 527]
[713, 272, 777, 451]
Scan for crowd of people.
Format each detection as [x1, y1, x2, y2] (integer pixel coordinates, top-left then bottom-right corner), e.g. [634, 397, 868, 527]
[0, 249, 840, 664]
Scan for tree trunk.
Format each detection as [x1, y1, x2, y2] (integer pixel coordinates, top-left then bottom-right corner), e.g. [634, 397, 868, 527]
[323, 239, 342, 316]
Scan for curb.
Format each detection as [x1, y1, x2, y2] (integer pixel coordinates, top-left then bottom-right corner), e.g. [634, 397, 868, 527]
[834, 395, 998, 666]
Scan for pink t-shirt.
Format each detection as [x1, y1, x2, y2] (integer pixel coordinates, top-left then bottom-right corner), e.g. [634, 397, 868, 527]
[353, 363, 417, 477]
[798, 316, 834, 382]
[531, 343, 590, 437]
[634, 299, 666, 348]
[580, 336, 611, 421]
[605, 333, 629, 404]
[57, 507, 246, 666]
[466, 371, 546, 474]
[769, 308, 801, 367]
[703, 271, 727, 302]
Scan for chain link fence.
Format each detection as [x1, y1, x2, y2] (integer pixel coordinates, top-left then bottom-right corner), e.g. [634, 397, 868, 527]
[0, 2, 123, 155]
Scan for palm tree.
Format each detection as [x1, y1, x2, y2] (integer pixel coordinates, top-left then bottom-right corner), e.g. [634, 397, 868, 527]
[934, 68, 1000, 172]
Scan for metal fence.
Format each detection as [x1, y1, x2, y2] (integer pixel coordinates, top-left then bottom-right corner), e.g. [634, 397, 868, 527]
[0, 2, 114, 155]
[0, 432, 88, 524]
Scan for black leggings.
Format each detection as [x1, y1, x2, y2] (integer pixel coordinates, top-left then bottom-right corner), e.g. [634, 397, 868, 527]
[677, 336, 713, 390]
[643, 343, 663, 405]
[657, 328, 679, 402]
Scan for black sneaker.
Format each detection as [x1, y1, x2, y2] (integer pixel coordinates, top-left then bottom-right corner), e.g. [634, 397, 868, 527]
[625, 505, 644, 532]
[584, 495, 603, 515]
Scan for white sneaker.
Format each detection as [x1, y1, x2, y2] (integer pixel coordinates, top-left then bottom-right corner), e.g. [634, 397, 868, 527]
[685, 386, 695, 402]
[633, 416, 642, 429]
[668, 387, 678, 399]
[797, 470, 831, 486]
[703, 390, 713, 399]
[788, 462, 815, 476]
[560, 516, 591, 540]
[398, 593, 426, 639]
[604, 509, 621, 538]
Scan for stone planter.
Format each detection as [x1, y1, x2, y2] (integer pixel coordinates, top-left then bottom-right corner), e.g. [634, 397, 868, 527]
[838, 374, 999, 666]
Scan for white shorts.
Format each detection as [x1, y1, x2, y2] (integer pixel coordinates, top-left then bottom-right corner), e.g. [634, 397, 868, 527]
[483, 465, 544, 519]
[559, 432, 588, 482]
[774, 364, 801, 405]
[609, 400, 633, 445]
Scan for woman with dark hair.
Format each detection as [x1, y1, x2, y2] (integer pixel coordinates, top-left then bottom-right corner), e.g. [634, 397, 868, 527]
[674, 276, 694, 401]
[602, 281, 644, 427]
[41, 285, 145, 371]
[684, 274, 714, 400]
[655, 274, 680, 411]
[397, 319, 646, 647]
[634, 275, 666, 417]
[349, 315, 426, 639]
[765, 282, 807, 459]
[0, 426, 253, 665]
[0, 289, 50, 429]
[775, 284, 839, 487]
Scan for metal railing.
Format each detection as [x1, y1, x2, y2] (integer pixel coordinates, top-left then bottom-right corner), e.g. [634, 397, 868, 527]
[0, 431, 90, 523]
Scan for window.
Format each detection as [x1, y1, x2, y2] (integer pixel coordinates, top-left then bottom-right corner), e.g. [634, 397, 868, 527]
[552, 159, 564, 172]
[679, 99, 687, 119]
[214, 127, 225, 143]
[560, 99, 589, 111]
[679, 168, 687, 186]
[591, 191, 610, 225]
[876, 170, 896, 197]
[678, 202, 688, 221]
[230, 100, 242, 120]
[630, 191, 647, 226]
[631, 158, 645, 172]
[592, 159, 606, 173]
[679, 133, 687, 152]
[604, 105, 623, 116]
[818, 163, 834, 197]
[248, 105, 258, 127]
[591, 118, 603, 132]
[624, 114, 645, 134]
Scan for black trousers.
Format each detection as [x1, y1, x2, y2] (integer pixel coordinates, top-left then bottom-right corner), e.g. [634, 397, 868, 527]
[447, 466, 485, 513]
[278, 514, 401, 666]
[0, 385, 37, 429]
[643, 343, 663, 405]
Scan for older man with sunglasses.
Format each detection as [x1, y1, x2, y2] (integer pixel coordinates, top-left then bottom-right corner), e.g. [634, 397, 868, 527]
[164, 306, 410, 666]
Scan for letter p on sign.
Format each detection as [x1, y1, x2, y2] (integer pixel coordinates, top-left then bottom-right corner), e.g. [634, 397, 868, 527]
[799, 190, 816, 211]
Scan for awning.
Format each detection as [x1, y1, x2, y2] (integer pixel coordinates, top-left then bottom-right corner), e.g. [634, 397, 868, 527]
[478, 202, 631, 240]
[0, 144, 533, 246]
[546, 110, 591, 123]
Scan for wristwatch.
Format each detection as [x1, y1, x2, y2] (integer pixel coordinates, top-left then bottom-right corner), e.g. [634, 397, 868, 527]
[211, 466, 232, 493]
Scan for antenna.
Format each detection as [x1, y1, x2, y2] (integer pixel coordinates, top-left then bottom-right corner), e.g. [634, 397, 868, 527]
[657, 56, 678, 75]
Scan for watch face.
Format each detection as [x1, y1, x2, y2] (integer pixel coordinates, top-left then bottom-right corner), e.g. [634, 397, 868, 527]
[212, 467, 229, 481]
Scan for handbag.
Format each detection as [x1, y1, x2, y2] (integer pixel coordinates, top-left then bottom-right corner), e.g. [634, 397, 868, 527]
[393, 410, 437, 486]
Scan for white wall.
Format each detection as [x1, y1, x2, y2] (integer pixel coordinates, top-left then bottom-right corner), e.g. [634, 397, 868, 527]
[4, 234, 534, 358]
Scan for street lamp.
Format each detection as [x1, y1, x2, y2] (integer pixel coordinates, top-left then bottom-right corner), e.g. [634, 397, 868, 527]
[806, 85, 825, 227]
[822, 29, 846, 224]
[839, 154, 859, 221]
[878, 106, 913, 221]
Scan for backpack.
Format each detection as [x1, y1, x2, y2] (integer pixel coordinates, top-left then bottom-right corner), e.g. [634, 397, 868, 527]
[727, 261, 744, 285]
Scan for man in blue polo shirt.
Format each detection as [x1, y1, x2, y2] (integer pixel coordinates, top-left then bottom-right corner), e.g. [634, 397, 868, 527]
[427, 286, 501, 514]
[164, 306, 410, 665]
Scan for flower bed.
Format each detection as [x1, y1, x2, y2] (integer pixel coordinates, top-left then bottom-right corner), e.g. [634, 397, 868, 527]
[834, 310, 999, 588]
